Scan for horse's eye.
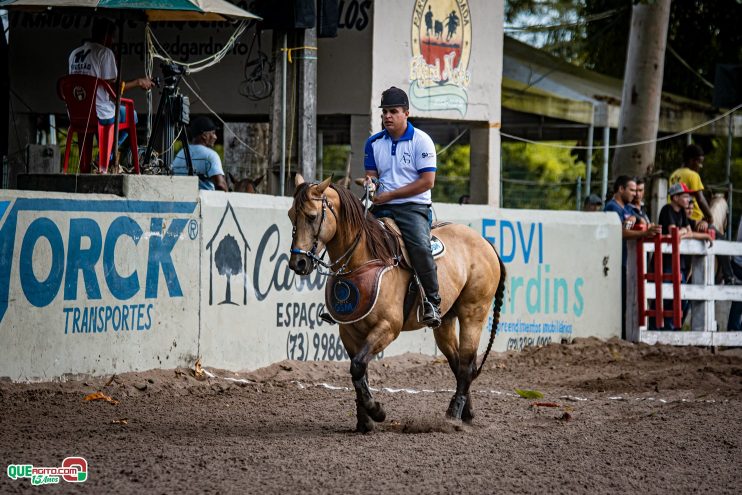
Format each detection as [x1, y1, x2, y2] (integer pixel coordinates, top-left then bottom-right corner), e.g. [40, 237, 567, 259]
[306, 214, 317, 223]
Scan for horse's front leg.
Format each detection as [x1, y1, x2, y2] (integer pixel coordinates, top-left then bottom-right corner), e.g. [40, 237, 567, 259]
[351, 371, 386, 433]
[340, 323, 394, 433]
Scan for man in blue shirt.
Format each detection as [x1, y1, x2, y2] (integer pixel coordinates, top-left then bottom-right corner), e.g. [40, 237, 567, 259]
[364, 87, 441, 327]
[172, 116, 228, 191]
[605, 175, 660, 338]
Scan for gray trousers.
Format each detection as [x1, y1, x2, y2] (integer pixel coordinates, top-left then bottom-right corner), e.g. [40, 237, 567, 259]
[371, 203, 441, 306]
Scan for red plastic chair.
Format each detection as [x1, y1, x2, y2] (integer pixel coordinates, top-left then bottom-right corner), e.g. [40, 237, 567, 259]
[57, 74, 139, 174]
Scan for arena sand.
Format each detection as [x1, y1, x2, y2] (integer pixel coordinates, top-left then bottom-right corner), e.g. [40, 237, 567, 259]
[1, 337, 740, 494]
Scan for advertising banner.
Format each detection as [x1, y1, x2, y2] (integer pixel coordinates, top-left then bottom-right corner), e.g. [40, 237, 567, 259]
[0, 191, 200, 380]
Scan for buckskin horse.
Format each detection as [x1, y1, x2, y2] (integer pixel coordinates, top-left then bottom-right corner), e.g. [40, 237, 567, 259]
[288, 175, 506, 432]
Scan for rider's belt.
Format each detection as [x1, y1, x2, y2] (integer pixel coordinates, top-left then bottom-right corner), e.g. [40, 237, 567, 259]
[325, 261, 392, 324]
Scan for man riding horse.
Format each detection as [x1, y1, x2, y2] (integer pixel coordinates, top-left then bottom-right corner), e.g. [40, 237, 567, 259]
[363, 86, 442, 328]
[287, 87, 506, 432]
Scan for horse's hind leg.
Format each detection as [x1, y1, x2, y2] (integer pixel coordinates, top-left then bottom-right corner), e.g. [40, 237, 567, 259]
[446, 306, 489, 422]
[434, 316, 475, 422]
[433, 314, 459, 374]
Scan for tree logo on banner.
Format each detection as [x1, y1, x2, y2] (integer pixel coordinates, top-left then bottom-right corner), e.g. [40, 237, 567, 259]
[410, 0, 472, 117]
[206, 202, 250, 306]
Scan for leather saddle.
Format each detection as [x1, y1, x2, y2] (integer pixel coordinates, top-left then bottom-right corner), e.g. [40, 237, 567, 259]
[323, 220, 449, 325]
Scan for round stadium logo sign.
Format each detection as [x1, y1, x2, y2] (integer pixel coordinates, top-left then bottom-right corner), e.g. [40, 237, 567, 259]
[410, 0, 472, 116]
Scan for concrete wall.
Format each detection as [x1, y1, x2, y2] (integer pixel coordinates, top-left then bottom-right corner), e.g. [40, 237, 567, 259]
[0, 182, 201, 381]
[0, 185, 620, 381]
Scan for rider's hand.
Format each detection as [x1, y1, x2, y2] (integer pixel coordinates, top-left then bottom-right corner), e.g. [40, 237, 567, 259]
[364, 176, 376, 193]
[373, 191, 391, 205]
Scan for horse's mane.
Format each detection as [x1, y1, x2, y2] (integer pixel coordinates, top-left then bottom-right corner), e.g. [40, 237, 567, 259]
[293, 183, 397, 265]
[709, 195, 728, 235]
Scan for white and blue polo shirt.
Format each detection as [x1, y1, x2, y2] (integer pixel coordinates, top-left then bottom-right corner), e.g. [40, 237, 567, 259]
[364, 123, 437, 205]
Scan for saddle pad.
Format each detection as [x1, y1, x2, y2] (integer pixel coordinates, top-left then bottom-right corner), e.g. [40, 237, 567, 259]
[325, 261, 392, 324]
[378, 218, 446, 265]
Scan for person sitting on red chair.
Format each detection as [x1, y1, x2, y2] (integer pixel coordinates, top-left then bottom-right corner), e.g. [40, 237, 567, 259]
[68, 17, 153, 128]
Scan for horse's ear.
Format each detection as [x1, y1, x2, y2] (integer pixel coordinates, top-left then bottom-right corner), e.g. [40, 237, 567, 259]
[295, 174, 305, 187]
[254, 174, 265, 187]
[228, 172, 237, 184]
[317, 176, 332, 193]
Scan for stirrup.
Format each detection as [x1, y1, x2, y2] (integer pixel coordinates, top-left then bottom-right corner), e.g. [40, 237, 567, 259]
[419, 300, 442, 328]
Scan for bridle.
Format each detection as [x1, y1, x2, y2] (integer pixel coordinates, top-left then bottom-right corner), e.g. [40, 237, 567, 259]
[290, 188, 362, 276]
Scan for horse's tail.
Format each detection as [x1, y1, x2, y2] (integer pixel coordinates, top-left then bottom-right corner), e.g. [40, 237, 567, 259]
[476, 245, 507, 377]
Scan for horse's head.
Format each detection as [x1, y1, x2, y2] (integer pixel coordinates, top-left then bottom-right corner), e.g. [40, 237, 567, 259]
[228, 173, 264, 193]
[288, 174, 338, 275]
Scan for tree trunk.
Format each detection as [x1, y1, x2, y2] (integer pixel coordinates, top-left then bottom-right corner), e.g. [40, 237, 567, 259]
[611, 0, 672, 179]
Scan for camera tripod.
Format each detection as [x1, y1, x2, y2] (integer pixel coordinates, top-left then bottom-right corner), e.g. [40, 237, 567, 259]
[142, 62, 193, 175]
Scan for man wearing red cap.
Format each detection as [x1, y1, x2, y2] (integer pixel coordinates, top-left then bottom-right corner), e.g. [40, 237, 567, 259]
[650, 182, 713, 329]
[363, 87, 441, 327]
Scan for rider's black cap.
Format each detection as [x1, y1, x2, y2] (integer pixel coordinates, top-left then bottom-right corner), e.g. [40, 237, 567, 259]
[379, 86, 409, 108]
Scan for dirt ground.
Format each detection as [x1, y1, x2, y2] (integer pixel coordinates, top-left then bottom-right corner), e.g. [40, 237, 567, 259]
[1, 337, 741, 494]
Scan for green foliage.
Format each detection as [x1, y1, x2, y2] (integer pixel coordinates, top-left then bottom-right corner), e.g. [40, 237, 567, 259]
[432, 144, 470, 203]
[508, 0, 742, 102]
[320, 144, 352, 180]
[502, 141, 587, 210]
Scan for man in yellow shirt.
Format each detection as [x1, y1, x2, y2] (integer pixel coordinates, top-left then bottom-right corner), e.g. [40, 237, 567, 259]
[669, 144, 714, 233]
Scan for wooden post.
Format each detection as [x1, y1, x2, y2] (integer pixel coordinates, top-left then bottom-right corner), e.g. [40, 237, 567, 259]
[298, 27, 317, 182]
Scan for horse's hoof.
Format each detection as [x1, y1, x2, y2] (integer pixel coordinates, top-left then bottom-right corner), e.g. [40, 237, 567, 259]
[462, 397, 475, 424]
[356, 418, 375, 433]
[462, 409, 475, 424]
[368, 402, 386, 423]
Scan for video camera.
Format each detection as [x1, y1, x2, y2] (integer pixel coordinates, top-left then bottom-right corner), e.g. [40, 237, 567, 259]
[161, 62, 189, 86]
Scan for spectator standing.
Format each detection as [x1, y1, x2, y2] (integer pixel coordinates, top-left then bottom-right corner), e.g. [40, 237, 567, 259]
[583, 194, 602, 212]
[629, 177, 651, 225]
[604, 175, 661, 337]
[649, 182, 713, 329]
[669, 145, 714, 233]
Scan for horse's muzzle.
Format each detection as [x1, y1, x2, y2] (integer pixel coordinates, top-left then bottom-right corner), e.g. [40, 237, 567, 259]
[289, 253, 313, 276]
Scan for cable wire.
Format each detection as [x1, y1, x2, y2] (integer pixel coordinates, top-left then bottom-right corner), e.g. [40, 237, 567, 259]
[500, 103, 742, 150]
[181, 77, 265, 158]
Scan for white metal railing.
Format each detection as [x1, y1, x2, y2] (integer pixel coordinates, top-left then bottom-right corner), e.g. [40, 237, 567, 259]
[626, 238, 742, 346]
